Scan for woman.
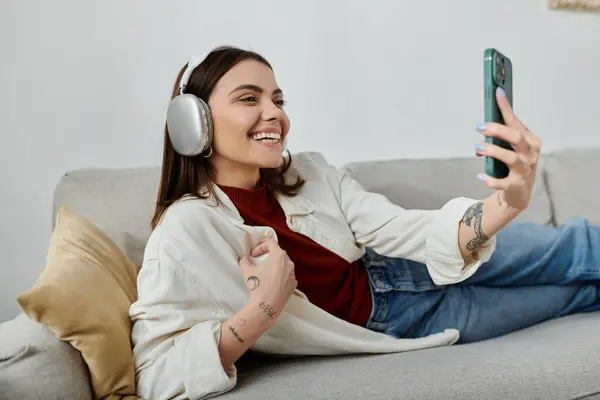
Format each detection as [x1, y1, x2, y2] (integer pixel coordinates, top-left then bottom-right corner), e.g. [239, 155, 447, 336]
[129, 46, 600, 400]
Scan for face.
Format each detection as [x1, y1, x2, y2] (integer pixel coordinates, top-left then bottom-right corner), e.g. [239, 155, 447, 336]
[207, 59, 290, 178]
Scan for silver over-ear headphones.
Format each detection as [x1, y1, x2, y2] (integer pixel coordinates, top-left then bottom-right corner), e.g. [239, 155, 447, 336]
[166, 54, 214, 157]
[166, 52, 288, 157]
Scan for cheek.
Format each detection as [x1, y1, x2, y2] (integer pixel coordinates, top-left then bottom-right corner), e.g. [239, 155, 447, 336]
[281, 113, 291, 134]
[212, 107, 258, 140]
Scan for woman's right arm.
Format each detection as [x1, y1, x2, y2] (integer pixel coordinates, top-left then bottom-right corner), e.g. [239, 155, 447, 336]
[220, 240, 298, 370]
[218, 298, 276, 370]
[130, 204, 297, 400]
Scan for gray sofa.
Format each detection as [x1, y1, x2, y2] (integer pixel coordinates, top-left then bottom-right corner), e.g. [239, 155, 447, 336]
[1, 147, 600, 399]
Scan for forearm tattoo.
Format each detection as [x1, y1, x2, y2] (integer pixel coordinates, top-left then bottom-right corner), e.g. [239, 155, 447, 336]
[462, 202, 490, 251]
[228, 326, 244, 343]
[247, 276, 260, 291]
[259, 302, 278, 319]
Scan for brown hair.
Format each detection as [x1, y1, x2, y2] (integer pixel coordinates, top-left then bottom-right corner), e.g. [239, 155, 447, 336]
[151, 46, 305, 229]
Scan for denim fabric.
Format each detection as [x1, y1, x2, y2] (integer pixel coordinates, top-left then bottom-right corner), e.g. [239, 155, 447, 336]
[363, 218, 600, 343]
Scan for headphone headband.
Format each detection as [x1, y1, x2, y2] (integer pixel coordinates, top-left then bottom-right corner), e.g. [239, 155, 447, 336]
[178, 53, 208, 95]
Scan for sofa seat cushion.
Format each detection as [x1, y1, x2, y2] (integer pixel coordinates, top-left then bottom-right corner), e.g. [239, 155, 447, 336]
[0, 313, 92, 400]
[222, 312, 600, 400]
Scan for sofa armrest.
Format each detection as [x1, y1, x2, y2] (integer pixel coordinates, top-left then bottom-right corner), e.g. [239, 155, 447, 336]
[0, 313, 93, 400]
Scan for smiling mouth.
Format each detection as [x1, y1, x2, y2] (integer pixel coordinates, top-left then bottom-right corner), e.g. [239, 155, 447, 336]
[249, 132, 282, 144]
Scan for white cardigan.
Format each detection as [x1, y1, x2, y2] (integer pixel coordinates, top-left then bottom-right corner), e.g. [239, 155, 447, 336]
[129, 151, 496, 400]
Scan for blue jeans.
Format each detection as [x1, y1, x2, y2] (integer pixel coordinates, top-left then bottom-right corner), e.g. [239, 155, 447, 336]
[362, 218, 600, 343]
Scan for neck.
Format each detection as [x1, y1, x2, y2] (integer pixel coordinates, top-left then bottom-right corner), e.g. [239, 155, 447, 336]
[211, 156, 261, 190]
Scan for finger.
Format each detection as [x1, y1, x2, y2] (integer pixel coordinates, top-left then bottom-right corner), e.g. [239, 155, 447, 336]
[251, 239, 280, 257]
[494, 89, 543, 155]
[496, 87, 523, 129]
[523, 129, 542, 154]
[475, 143, 523, 170]
[238, 255, 254, 270]
[477, 123, 528, 153]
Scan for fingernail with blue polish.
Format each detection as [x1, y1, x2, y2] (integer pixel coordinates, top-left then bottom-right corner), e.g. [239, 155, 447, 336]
[497, 87, 505, 97]
[476, 123, 487, 131]
[474, 144, 485, 152]
[477, 173, 488, 182]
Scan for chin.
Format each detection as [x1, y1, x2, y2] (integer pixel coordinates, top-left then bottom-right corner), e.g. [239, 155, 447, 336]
[257, 156, 284, 169]
[246, 142, 285, 169]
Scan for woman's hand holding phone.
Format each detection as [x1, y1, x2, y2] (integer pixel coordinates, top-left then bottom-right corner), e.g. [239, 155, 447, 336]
[474, 88, 542, 211]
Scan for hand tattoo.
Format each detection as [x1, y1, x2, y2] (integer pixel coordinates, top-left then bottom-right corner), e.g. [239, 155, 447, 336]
[497, 191, 504, 206]
[259, 302, 278, 319]
[239, 318, 247, 327]
[247, 276, 260, 291]
[462, 202, 490, 251]
[228, 327, 244, 343]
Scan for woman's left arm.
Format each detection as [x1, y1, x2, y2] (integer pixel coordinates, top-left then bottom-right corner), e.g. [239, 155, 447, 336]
[458, 88, 542, 262]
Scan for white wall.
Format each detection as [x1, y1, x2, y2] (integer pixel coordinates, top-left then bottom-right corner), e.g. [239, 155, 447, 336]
[1, 0, 599, 321]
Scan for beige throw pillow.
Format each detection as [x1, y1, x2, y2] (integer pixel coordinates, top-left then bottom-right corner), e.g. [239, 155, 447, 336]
[17, 207, 141, 400]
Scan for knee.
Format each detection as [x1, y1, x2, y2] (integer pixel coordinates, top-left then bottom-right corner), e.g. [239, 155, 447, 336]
[559, 217, 593, 235]
[562, 217, 589, 226]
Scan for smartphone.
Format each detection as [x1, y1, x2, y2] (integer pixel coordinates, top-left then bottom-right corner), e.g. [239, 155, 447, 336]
[483, 48, 514, 179]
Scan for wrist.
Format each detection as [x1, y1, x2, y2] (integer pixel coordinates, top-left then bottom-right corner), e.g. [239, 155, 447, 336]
[247, 296, 280, 326]
[496, 190, 524, 216]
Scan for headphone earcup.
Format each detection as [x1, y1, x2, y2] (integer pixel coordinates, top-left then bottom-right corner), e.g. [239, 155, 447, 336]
[166, 94, 214, 156]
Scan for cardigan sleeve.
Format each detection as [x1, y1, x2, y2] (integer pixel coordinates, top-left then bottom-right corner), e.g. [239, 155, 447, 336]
[129, 256, 237, 400]
[313, 153, 496, 285]
[129, 202, 240, 400]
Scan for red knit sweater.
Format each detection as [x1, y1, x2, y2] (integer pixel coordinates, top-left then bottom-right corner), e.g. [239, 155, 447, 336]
[219, 184, 373, 327]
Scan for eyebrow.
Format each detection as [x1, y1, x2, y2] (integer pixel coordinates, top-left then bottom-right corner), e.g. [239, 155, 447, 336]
[229, 84, 283, 96]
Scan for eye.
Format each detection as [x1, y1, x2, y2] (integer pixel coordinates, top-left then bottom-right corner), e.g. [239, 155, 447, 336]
[275, 99, 286, 107]
[240, 95, 257, 103]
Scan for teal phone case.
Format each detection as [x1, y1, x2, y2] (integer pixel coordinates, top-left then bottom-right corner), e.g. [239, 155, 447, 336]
[483, 48, 514, 179]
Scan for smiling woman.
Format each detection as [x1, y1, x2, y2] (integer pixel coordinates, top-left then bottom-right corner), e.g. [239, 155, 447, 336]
[212, 77, 288, 175]
[129, 45, 600, 400]
[151, 46, 304, 229]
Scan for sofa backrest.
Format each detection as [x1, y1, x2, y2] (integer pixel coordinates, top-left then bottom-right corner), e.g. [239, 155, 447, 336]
[543, 148, 600, 226]
[52, 148, 599, 267]
[342, 155, 553, 225]
[53, 167, 160, 267]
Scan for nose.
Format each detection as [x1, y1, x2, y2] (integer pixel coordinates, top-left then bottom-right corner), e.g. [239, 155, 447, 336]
[261, 100, 285, 121]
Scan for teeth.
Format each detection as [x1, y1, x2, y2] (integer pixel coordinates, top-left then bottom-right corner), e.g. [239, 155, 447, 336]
[251, 132, 281, 141]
